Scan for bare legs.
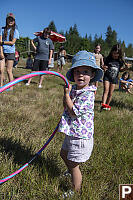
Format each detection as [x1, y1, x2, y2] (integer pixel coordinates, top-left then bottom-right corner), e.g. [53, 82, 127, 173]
[0, 58, 5, 87]
[60, 149, 82, 192]
[102, 80, 115, 105]
[26, 72, 44, 87]
[0, 59, 14, 89]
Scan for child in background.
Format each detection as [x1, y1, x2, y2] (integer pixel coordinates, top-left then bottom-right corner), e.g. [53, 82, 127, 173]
[0, 13, 19, 89]
[57, 46, 66, 72]
[58, 51, 103, 197]
[93, 44, 104, 88]
[101, 44, 131, 110]
[119, 72, 133, 94]
[26, 54, 33, 69]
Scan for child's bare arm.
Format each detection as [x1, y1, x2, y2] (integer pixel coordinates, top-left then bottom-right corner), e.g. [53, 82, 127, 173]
[64, 85, 76, 116]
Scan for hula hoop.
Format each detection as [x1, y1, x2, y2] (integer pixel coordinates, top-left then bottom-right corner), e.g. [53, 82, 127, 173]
[0, 71, 69, 184]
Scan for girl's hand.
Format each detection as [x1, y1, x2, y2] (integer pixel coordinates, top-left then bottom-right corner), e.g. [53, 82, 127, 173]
[125, 63, 132, 69]
[63, 84, 72, 108]
[64, 84, 72, 95]
[102, 65, 108, 72]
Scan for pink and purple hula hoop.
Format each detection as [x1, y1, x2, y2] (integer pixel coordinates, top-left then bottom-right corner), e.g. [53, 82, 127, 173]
[0, 71, 69, 185]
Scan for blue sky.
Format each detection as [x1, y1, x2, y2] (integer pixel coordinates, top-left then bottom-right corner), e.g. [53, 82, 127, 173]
[1, 0, 133, 47]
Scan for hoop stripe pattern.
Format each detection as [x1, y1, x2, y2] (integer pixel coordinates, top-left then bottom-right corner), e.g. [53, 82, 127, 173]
[0, 71, 69, 184]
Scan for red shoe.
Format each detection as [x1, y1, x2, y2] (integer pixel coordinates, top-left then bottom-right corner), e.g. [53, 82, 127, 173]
[101, 103, 111, 111]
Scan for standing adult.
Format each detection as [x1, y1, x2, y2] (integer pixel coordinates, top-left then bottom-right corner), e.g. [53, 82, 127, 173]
[0, 13, 19, 89]
[26, 27, 54, 88]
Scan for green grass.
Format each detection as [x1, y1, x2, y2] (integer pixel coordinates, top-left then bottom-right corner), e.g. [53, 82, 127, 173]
[0, 59, 133, 200]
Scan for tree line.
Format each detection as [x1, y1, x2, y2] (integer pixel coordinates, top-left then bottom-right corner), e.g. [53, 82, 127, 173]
[16, 21, 133, 58]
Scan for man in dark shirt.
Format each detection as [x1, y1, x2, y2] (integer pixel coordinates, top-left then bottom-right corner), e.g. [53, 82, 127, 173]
[26, 27, 54, 88]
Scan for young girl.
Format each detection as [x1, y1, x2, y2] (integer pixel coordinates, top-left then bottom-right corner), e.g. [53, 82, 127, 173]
[58, 51, 103, 196]
[0, 13, 19, 89]
[101, 44, 131, 110]
[93, 44, 104, 88]
[119, 72, 133, 94]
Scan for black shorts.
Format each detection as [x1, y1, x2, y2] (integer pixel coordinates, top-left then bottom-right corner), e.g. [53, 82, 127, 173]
[32, 59, 49, 71]
[4, 53, 15, 60]
[103, 75, 118, 84]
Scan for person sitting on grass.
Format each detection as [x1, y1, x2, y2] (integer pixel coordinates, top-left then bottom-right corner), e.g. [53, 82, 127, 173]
[58, 51, 103, 198]
[119, 72, 133, 94]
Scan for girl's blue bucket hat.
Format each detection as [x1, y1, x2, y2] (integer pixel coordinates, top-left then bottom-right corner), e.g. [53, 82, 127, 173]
[66, 51, 103, 82]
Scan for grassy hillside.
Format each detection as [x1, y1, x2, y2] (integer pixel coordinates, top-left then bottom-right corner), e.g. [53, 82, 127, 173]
[0, 59, 133, 200]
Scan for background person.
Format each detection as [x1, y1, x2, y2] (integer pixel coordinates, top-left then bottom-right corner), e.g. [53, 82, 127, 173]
[93, 44, 104, 89]
[119, 72, 133, 94]
[101, 44, 131, 110]
[26, 27, 54, 88]
[13, 48, 20, 68]
[26, 54, 33, 69]
[57, 46, 66, 72]
[0, 13, 19, 90]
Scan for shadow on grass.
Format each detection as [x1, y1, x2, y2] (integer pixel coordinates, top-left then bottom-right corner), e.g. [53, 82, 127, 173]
[0, 137, 60, 178]
[110, 99, 133, 111]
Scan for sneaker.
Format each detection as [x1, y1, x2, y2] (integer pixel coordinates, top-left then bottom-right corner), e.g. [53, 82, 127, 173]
[26, 83, 30, 86]
[38, 85, 42, 88]
[63, 170, 71, 177]
[62, 190, 74, 199]
[101, 103, 111, 111]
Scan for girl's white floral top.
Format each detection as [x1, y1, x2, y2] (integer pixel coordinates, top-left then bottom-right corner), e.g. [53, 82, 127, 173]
[58, 84, 96, 139]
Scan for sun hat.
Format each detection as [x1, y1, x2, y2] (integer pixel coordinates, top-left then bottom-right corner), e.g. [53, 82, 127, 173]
[66, 50, 103, 82]
[6, 13, 15, 20]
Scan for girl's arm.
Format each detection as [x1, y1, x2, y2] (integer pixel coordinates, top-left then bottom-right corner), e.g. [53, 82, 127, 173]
[0, 35, 4, 59]
[31, 40, 37, 51]
[120, 79, 128, 84]
[102, 65, 108, 72]
[120, 62, 132, 72]
[100, 56, 104, 68]
[1, 38, 17, 46]
[48, 49, 53, 65]
[64, 85, 76, 116]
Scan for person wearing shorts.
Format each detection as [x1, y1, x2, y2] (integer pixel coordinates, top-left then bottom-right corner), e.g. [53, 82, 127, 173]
[58, 51, 103, 194]
[57, 46, 66, 72]
[26, 27, 54, 88]
[0, 13, 19, 89]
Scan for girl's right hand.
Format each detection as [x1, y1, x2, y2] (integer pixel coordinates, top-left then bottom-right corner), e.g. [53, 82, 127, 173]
[102, 65, 108, 72]
[64, 84, 72, 95]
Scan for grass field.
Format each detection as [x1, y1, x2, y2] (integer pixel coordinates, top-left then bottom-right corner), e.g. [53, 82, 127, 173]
[0, 59, 133, 200]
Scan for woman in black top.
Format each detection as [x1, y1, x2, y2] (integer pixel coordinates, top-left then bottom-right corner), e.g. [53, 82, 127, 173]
[101, 44, 131, 110]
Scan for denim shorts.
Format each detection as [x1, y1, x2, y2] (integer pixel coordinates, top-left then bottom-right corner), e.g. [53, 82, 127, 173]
[4, 53, 15, 60]
[62, 135, 94, 163]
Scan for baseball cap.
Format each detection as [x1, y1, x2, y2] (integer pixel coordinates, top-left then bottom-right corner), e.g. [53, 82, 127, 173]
[6, 13, 15, 20]
[66, 50, 103, 82]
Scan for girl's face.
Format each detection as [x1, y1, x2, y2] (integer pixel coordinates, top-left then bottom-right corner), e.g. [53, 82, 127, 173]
[7, 17, 15, 27]
[112, 51, 119, 60]
[123, 74, 128, 80]
[95, 46, 101, 53]
[73, 66, 94, 89]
